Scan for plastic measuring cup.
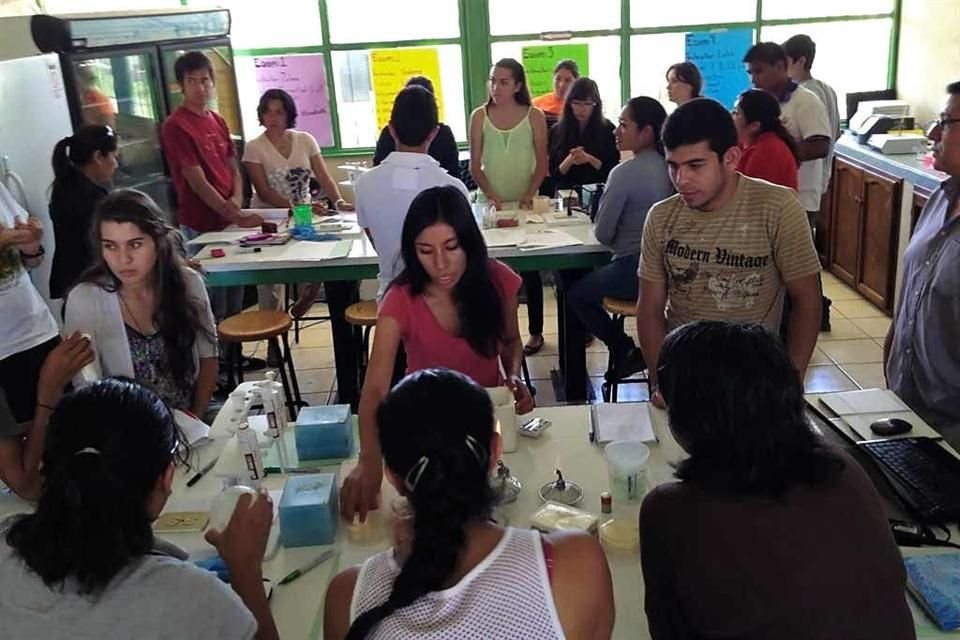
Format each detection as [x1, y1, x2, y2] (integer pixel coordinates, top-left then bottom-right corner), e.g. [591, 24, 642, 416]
[604, 440, 650, 503]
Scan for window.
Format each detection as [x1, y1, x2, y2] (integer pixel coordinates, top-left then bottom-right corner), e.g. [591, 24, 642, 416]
[762, 20, 894, 119]
[491, 37, 623, 120]
[631, 0, 755, 29]
[331, 45, 467, 148]
[489, 0, 620, 35]
[326, 0, 460, 43]
[209, 0, 324, 49]
[762, 0, 894, 20]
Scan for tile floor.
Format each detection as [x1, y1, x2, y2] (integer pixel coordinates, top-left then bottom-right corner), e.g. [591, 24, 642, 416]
[239, 270, 892, 407]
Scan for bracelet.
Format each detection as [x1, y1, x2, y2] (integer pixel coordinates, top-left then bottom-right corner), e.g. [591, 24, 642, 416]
[334, 198, 346, 205]
[20, 245, 45, 259]
[36, 401, 56, 411]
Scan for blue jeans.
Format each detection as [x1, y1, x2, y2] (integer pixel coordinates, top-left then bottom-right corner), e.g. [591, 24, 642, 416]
[179, 226, 244, 324]
[565, 254, 640, 359]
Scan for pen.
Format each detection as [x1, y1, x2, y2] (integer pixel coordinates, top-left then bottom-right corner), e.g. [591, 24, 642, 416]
[186, 456, 219, 487]
[264, 465, 326, 474]
[278, 549, 336, 585]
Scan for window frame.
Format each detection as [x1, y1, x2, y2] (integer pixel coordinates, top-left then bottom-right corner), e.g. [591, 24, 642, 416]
[207, 0, 903, 156]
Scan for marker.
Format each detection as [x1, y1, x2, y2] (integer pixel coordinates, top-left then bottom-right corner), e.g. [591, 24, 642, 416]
[278, 549, 336, 585]
[186, 456, 219, 487]
[264, 465, 326, 474]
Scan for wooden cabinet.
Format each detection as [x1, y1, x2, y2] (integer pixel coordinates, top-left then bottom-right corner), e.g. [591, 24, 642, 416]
[815, 185, 832, 266]
[911, 188, 931, 237]
[828, 157, 901, 315]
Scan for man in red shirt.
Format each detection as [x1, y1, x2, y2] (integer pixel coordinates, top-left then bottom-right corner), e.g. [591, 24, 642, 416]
[161, 52, 261, 337]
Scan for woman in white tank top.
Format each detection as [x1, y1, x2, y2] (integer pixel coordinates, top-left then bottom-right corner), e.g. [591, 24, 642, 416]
[323, 369, 614, 639]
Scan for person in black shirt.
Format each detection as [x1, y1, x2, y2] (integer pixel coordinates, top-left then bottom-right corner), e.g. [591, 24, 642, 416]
[48, 125, 117, 299]
[548, 77, 619, 191]
[372, 76, 460, 177]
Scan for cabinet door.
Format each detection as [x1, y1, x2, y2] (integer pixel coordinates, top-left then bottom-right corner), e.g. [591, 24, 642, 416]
[857, 170, 901, 313]
[911, 191, 930, 237]
[830, 159, 863, 287]
[815, 182, 832, 266]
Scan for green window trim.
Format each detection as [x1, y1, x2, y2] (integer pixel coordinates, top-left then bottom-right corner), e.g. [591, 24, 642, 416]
[196, 0, 901, 154]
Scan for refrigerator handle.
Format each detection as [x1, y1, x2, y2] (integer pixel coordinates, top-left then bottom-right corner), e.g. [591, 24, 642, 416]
[1, 156, 32, 213]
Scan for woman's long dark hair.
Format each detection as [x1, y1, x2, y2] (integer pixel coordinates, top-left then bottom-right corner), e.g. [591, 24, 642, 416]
[658, 321, 844, 498]
[391, 185, 505, 358]
[346, 368, 497, 639]
[624, 96, 668, 156]
[550, 77, 606, 158]
[486, 58, 532, 107]
[51, 125, 117, 186]
[6, 378, 178, 594]
[75, 189, 212, 382]
[737, 89, 800, 164]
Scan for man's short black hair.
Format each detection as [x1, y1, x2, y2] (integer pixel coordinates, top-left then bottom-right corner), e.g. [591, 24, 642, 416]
[782, 34, 816, 71]
[948, 80, 960, 96]
[390, 85, 438, 147]
[662, 97, 738, 158]
[257, 88, 297, 128]
[174, 51, 214, 85]
[743, 42, 787, 67]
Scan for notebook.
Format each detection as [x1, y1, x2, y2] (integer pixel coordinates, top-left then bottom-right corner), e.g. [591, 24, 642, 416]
[905, 553, 960, 631]
[590, 403, 657, 444]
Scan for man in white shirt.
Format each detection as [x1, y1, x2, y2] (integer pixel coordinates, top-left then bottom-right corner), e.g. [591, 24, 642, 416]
[355, 85, 469, 300]
[783, 34, 841, 193]
[744, 41, 833, 330]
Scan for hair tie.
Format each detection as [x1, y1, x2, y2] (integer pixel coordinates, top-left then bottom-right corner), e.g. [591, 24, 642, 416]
[75, 447, 101, 457]
[403, 456, 430, 493]
[464, 435, 487, 466]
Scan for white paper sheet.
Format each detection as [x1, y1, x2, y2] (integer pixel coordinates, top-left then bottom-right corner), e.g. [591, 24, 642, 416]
[173, 409, 211, 445]
[483, 228, 527, 247]
[185, 230, 252, 245]
[518, 228, 583, 251]
[821, 389, 909, 416]
[591, 403, 657, 444]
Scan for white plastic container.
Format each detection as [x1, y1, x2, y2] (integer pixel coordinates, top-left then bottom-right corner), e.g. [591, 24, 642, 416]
[236, 422, 265, 487]
[604, 440, 650, 503]
[487, 387, 517, 453]
[208, 485, 259, 533]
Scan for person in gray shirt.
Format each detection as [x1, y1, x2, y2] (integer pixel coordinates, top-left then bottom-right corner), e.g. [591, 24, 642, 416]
[885, 81, 960, 442]
[565, 97, 674, 379]
[0, 378, 279, 640]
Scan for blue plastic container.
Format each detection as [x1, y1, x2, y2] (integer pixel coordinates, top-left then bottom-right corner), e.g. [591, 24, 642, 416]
[294, 404, 353, 460]
[278, 473, 338, 548]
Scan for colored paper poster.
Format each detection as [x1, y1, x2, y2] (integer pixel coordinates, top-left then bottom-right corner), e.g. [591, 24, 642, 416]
[253, 54, 334, 147]
[522, 44, 589, 98]
[685, 29, 754, 110]
[371, 48, 444, 131]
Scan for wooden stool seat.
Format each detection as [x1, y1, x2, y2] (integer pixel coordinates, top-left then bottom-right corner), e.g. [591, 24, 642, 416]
[345, 300, 378, 327]
[219, 310, 293, 342]
[601, 297, 637, 318]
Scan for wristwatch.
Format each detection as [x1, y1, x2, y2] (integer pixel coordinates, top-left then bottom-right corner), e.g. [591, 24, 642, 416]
[19, 245, 45, 259]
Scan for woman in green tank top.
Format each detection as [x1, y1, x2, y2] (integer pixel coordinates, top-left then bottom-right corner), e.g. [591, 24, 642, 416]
[469, 58, 548, 210]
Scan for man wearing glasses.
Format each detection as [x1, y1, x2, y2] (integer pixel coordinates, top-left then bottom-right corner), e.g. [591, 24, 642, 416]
[885, 81, 960, 444]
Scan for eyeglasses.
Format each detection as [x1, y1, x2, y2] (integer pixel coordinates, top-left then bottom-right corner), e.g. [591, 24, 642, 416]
[930, 116, 960, 131]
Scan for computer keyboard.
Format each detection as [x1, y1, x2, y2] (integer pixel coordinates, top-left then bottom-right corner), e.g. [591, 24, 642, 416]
[859, 437, 960, 522]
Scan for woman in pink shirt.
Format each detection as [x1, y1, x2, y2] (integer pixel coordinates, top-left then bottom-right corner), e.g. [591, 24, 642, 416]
[341, 185, 534, 521]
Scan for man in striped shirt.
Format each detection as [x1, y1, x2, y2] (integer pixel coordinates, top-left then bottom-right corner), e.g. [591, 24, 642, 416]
[636, 98, 822, 408]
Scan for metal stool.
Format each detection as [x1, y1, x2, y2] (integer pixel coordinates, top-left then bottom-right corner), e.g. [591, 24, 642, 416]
[219, 310, 305, 420]
[600, 297, 648, 402]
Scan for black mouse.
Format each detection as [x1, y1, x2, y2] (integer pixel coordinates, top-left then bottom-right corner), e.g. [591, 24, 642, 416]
[870, 417, 913, 436]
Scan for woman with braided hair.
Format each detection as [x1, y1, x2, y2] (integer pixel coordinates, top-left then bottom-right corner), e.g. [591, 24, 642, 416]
[324, 368, 614, 639]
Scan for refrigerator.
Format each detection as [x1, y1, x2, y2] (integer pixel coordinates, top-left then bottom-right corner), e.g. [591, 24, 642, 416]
[0, 8, 243, 225]
[0, 54, 74, 304]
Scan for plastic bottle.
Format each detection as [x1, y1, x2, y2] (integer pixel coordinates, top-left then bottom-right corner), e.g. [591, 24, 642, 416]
[236, 422, 265, 488]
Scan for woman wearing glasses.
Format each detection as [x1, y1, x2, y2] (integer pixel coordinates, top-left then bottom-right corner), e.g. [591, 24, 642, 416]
[48, 125, 118, 299]
[0, 378, 279, 640]
[64, 189, 218, 419]
[547, 77, 619, 193]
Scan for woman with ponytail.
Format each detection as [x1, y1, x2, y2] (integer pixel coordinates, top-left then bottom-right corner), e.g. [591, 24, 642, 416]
[565, 96, 674, 381]
[48, 125, 118, 298]
[325, 368, 614, 639]
[733, 89, 800, 190]
[0, 378, 279, 639]
[64, 189, 218, 418]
